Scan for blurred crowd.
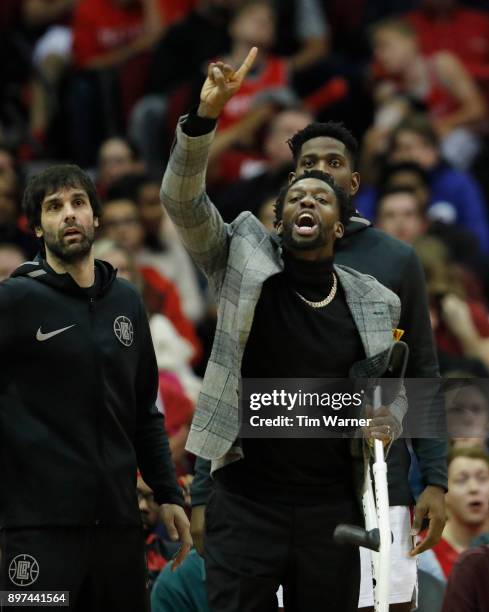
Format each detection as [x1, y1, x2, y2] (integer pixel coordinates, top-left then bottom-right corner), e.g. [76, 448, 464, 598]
[2, 0, 489, 610]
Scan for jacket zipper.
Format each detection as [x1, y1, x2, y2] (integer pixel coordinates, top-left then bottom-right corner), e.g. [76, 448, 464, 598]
[89, 296, 104, 525]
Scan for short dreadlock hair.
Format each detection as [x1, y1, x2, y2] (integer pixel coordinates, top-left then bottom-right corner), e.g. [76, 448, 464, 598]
[287, 121, 359, 167]
[273, 170, 350, 228]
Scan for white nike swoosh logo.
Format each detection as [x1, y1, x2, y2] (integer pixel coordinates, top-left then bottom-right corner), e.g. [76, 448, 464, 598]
[36, 324, 76, 341]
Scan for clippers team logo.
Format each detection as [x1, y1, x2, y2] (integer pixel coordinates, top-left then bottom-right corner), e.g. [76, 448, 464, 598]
[114, 316, 134, 347]
[9, 554, 39, 586]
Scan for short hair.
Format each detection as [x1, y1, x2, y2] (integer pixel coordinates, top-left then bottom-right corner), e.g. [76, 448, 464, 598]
[232, 0, 273, 20]
[380, 161, 430, 189]
[391, 114, 439, 149]
[287, 121, 359, 167]
[22, 164, 102, 231]
[376, 185, 426, 217]
[448, 446, 489, 470]
[273, 170, 350, 227]
[106, 173, 160, 203]
[369, 18, 416, 42]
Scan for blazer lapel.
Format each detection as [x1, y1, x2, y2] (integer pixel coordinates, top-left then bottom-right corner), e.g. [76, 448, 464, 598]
[237, 234, 284, 350]
[335, 265, 393, 357]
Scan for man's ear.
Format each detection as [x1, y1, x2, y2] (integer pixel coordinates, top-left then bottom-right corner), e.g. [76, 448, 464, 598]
[35, 226, 43, 238]
[351, 171, 360, 196]
[275, 220, 283, 235]
[94, 217, 100, 228]
[288, 172, 296, 184]
[334, 221, 344, 240]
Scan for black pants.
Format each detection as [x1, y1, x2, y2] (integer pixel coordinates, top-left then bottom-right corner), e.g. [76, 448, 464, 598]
[204, 484, 361, 612]
[0, 526, 149, 611]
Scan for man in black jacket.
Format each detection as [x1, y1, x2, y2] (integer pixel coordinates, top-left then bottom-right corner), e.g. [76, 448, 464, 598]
[190, 121, 447, 610]
[0, 165, 191, 611]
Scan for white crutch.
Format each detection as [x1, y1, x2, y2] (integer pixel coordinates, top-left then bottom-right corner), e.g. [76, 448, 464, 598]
[334, 341, 409, 612]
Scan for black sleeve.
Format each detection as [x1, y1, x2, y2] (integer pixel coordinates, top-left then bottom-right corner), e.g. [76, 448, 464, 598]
[190, 456, 213, 506]
[0, 282, 15, 393]
[134, 298, 184, 506]
[399, 251, 448, 492]
[0, 283, 14, 353]
[399, 250, 438, 379]
[182, 109, 217, 136]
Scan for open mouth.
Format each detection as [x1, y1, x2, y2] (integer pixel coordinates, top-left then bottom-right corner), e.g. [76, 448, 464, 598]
[468, 500, 484, 511]
[294, 212, 318, 237]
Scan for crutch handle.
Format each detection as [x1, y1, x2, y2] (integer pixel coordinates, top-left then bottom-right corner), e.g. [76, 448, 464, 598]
[333, 525, 380, 552]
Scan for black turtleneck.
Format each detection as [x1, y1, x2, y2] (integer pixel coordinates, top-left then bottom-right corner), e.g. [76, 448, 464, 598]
[215, 251, 366, 505]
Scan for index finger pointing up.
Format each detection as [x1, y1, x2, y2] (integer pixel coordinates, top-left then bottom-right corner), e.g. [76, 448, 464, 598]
[234, 46, 258, 81]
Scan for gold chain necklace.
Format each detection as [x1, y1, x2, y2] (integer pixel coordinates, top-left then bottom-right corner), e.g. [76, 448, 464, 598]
[295, 273, 337, 309]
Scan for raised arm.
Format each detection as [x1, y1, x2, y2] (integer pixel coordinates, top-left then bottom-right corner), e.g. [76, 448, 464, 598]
[160, 48, 258, 282]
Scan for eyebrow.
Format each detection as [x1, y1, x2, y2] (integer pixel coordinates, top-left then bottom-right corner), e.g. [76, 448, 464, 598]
[301, 151, 347, 159]
[44, 191, 88, 204]
[454, 469, 489, 477]
[288, 185, 333, 195]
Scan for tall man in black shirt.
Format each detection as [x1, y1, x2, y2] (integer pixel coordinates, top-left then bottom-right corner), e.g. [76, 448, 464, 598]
[161, 48, 407, 612]
[0, 165, 191, 611]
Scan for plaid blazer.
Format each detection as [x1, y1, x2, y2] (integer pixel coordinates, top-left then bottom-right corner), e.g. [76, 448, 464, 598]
[161, 117, 407, 473]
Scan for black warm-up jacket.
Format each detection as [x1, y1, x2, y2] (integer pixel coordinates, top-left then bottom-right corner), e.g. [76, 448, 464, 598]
[0, 256, 182, 529]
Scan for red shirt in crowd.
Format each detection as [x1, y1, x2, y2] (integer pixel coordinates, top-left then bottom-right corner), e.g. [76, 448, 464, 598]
[217, 56, 289, 132]
[431, 537, 460, 580]
[435, 300, 489, 356]
[404, 8, 489, 81]
[73, 0, 195, 68]
[140, 265, 202, 364]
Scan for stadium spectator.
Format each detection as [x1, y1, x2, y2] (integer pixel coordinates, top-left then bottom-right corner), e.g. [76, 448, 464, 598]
[441, 544, 489, 612]
[415, 236, 489, 370]
[444, 379, 489, 449]
[271, 0, 328, 75]
[72, 0, 191, 71]
[376, 161, 431, 210]
[97, 137, 142, 198]
[418, 447, 489, 582]
[151, 548, 209, 612]
[358, 114, 489, 251]
[70, 0, 193, 165]
[205, 1, 293, 187]
[404, 0, 489, 92]
[369, 18, 487, 170]
[99, 200, 202, 362]
[131, 0, 239, 168]
[0, 243, 26, 282]
[375, 185, 428, 244]
[0, 169, 38, 258]
[0, 146, 18, 174]
[215, 106, 314, 222]
[137, 474, 177, 591]
[21, 0, 76, 158]
[107, 174, 206, 323]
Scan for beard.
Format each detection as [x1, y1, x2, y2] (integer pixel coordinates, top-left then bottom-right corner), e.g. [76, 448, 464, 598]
[43, 224, 95, 264]
[281, 220, 331, 251]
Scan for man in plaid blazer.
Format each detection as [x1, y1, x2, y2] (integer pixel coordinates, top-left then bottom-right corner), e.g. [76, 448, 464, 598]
[160, 48, 407, 611]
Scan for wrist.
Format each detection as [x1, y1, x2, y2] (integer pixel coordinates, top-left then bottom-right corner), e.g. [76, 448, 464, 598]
[423, 484, 446, 494]
[197, 102, 221, 120]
